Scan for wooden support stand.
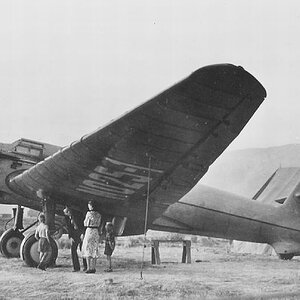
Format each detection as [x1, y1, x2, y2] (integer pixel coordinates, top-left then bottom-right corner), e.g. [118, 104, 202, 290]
[151, 240, 191, 265]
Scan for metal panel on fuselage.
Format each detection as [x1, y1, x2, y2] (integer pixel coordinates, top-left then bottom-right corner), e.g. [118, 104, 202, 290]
[152, 184, 300, 246]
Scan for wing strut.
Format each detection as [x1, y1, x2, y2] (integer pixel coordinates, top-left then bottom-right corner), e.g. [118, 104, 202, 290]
[140, 155, 152, 280]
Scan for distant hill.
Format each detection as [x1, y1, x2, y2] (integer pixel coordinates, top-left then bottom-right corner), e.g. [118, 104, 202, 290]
[201, 144, 300, 198]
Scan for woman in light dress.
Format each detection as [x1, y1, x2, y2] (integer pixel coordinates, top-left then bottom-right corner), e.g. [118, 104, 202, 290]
[81, 200, 102, 273]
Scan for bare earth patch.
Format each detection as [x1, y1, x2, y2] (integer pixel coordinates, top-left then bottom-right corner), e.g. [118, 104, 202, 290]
[1, 243, 300, 299]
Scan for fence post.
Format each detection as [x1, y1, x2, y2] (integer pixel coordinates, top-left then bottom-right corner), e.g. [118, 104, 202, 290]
[151, 240, 161, 265]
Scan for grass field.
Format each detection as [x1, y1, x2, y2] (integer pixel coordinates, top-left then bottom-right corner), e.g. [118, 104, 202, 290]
[1, 239, 300, 299]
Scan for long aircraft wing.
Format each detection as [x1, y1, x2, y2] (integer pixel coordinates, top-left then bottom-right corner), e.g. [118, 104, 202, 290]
[8, 64, 266, 221]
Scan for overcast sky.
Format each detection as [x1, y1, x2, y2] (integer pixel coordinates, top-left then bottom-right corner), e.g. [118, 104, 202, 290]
[1, 0, 300, 151]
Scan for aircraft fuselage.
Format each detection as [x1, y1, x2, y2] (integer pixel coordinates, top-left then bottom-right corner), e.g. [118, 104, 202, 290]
[151, 184, 300, 257]
[0, 139, 60, 210]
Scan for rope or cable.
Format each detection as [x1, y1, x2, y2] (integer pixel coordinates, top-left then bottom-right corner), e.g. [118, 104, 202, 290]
[140, 156, 152, 280]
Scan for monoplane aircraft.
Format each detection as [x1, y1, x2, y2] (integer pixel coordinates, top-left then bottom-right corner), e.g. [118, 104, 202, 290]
[0, 64, 273, 266]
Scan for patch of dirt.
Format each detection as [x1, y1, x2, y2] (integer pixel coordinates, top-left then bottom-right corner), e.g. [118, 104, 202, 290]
[0, 243, 300, 299]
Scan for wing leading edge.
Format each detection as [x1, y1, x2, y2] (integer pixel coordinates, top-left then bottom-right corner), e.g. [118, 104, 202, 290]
[9, 64, 266, 220]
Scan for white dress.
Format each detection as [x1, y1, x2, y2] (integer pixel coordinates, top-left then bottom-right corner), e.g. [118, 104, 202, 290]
[81, 211, 101, 258]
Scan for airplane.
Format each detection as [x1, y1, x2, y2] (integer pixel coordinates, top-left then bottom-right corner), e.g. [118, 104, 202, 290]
[0, 63, 273, 267]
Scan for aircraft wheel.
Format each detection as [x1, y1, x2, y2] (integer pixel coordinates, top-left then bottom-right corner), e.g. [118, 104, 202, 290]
[278, 253, 294, 260]
[20, 232, 58, 267]
[0, 228, 24, 258]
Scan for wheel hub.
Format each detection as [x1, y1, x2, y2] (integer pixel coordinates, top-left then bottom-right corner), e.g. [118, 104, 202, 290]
[6, 237, 22, 256]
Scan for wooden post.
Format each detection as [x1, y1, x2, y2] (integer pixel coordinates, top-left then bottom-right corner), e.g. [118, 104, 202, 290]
[182, 241, 187, 263]
[186, 240, 191, 263]
[182, 240, 191, 263]
[151, 243, 156, 264]
[151, 240, 161, 265]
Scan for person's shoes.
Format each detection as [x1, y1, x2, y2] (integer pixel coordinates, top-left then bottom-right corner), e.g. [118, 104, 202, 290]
[91, 269, 96, 273]
[104, 268, 113, 272]
[85, 270, 93, 274]
[72, 269, 80, 272]
[82, 268, 87, 272]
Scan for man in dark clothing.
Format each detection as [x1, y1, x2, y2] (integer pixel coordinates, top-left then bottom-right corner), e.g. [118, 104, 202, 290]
[63, 206, 87, 272]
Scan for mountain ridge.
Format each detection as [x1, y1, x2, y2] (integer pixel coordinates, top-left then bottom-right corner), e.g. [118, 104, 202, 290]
[201, 143, 300, 198]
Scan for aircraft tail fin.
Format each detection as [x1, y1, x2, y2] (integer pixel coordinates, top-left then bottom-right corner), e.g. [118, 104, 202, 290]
[253, 167, 300, 207]
[283, 180, 300, 212]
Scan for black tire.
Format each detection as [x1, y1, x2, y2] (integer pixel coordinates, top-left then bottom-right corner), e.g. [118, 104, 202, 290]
[0, 229, 24, 258]
[278, 253, 294, 260]
[20, 232, 58, 267]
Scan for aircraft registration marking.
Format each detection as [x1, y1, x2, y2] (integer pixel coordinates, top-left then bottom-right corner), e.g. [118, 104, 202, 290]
[76, 157, 163, 200]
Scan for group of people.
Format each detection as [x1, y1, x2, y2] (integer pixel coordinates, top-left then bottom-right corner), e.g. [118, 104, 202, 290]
[34, 200, 115, 273]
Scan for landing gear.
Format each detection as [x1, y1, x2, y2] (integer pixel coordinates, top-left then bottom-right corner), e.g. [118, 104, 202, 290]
[18, 193, 59, 268]
[278, 253, 294, 260]
[0, 229, 24, 258]
[0, 206, 27, 258]
[20, 231, 58, 267]
[0, 195, 62, 268]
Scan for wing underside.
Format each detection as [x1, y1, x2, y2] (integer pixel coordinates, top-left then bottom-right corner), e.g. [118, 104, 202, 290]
[8, 64, 266, 220]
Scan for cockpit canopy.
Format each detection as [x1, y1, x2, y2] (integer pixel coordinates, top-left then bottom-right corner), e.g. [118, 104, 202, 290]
[11, 139, 44, 161]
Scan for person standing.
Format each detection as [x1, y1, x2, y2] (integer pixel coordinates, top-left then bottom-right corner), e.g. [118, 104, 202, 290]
[63, 206, 87, 272]
[104, 222, 115, 272]
[35, 213, 50, 271]
[81, 200, 102, 274]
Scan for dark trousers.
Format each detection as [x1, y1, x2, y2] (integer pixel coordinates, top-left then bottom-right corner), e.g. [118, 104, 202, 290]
[71, 239, 87, 271]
